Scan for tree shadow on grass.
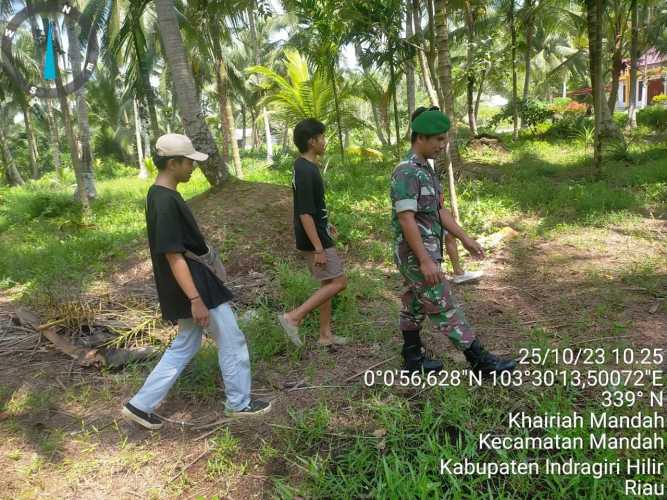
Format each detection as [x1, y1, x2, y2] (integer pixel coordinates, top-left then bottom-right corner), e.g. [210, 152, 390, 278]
[464, 146, 666, 234]
[0, 382, 69, 464]
[466, 234, 667, 355]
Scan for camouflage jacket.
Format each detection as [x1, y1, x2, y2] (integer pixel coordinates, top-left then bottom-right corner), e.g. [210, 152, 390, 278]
[390, 152, 444, 265]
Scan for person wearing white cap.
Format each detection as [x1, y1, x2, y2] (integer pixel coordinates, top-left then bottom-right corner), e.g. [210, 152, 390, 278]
[122, 134, 271, 430]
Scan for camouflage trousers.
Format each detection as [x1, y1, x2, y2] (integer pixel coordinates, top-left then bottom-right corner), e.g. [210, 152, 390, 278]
[398, 255, 476, 351]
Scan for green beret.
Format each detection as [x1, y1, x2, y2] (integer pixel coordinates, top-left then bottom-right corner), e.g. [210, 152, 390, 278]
[411, 110, 451, 135]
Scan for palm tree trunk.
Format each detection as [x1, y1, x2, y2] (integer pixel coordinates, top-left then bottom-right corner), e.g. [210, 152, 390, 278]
[371, 103, 389, 146]
[380, 93, 393, 144]
[628, 0, 639, 128]
[155, 0, 227, 185]
[66, 18, 97, 200]
[216, 69, 230, 163]
[247, 3, 273, 163]
[225, 100, 243, 178]
[241, 104, 247, 149]
[587, 0, 621, 176]
[45, 98, 62, 178]
[413, 0, 439, 107]
[435, 0, 461, 222]
[281, 124, 290, 153]
[22, 104, 40, 179]
[56, 83, 89, 211]
[0, 117, 25, 186]
[134, 98, 149, 178]
[130, 18, 162, 140]
[250, 109, 258, 149]
[509, 0, 519, 139]
[263, 108, 273, 162]
[406, 0, 416, 119]
[416, 42, 440, 107]
[522, 0, 533, 108]
[607, 12, 625, 114]
[474, 66, 487, 123]
[587, 0, 625, 177]
[329, 63, 347, 163]
[587, 0, 603, 174]
[607, 42, 623, 115]
[142, 110, 152, 159]
[426, 0, 443, 104]
[463, 0, 477, 135]
[216, 63, 243, 178]
[389, 55, 401, 160]
[53, 23, 89, 211]
[141, 68, 161, 139]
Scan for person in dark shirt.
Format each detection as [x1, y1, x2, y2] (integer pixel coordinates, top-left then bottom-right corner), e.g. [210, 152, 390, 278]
[122, 134, 271, 430]
[278, 119, 349, 347]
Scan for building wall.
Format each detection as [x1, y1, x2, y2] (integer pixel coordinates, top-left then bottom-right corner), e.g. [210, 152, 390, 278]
[648, 79, 664, 104]
[620, 64, 666, 108]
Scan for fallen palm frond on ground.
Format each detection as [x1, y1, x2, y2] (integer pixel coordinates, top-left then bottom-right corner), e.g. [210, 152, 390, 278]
[6, 295, 164, 369]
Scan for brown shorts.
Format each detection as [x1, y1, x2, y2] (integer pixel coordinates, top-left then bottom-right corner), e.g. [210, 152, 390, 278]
[301, 247, 345, 281]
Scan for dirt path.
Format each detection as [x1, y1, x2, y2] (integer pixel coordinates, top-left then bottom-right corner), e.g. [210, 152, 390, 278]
[1, 183, 665, 498]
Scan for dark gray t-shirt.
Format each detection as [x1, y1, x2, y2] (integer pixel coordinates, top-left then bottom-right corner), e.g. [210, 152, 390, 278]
[292, 157, 334, 251]
[146, 185, 233, 321]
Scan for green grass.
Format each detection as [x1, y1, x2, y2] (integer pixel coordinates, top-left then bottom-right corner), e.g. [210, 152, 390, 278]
[207, 428, 244, 477]
[274, 383, 665, 499]
[1, 132, 666, 498]
[0, 168, 209, 300]
[2, 134, 664, 301]
[247, 133, 667, 248]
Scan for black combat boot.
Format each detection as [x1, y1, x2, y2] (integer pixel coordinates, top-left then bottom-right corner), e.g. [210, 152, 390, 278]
[464, 339, 517, 377]
[402, 344, 444, 373]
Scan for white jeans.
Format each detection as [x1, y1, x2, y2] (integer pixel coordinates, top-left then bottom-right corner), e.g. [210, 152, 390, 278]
[129, 302, 251, 412]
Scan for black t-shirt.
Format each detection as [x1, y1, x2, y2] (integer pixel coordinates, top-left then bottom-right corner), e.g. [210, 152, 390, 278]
[145, 185, 233, 322]
[292, 157, 334, 251]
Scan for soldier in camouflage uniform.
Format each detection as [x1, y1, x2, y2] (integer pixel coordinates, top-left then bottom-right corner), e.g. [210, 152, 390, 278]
[391, 108, 516, 375]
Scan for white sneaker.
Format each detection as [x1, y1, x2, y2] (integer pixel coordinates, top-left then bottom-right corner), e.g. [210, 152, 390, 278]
[451, 270, 484, 284]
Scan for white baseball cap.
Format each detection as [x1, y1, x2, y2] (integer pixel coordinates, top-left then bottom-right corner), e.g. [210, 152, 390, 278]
[155, 133, 209, 162]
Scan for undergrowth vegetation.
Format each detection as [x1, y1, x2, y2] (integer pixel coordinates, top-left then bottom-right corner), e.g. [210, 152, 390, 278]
[1, 127, 665, 497]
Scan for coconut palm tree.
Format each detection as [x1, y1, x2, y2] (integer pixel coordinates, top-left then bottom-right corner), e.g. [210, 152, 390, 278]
[86, 65, 135, 164]
[627, 0, 639, 127]
[247, 1, 274, 164]
[66, 10, 97, 199]
[248, 49, 357, 133]
[344, 0, 416, 159]
[356, 71, 393, 147]
[586, 0, 625, 175]
[20, 0, 63, 177]
[405, 0, 416, 120]
[0, 96, 25, 186]
[104, 0, 162, 140]
[180, 0, 254, 178]
[648, 0, 667, 52]
[435, 0, 462, 222]
[411, 0, 439, 107]
[605, 0, 631, 114]
[154, 0, 227, 185]
[286, 0, 350, 162]
[85, 0, 163, 170]
[4, 31, 41, 179]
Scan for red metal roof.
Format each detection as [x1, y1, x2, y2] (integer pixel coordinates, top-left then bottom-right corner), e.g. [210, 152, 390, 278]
[567, 87, 592, 96]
